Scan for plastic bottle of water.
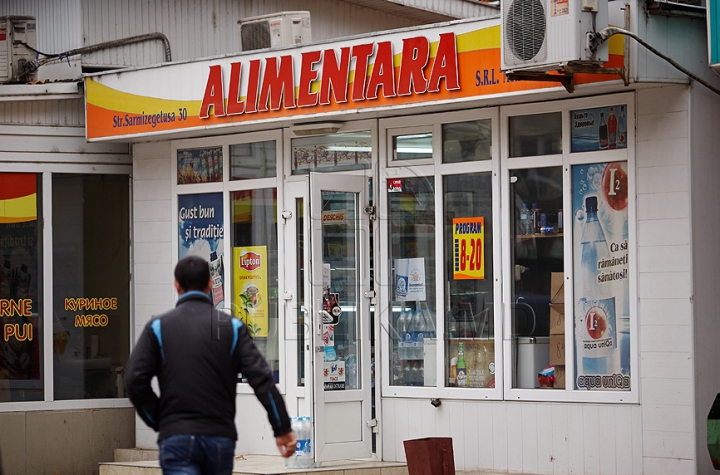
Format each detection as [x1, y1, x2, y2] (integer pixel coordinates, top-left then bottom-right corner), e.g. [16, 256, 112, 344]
[299, 417, 313, 468]
[395, 310, 405, 360]
[530, 203, 539, 234]
[285, 417, 301, 468]
[519, 203, 530, 235]
[412, 308, 425, 360]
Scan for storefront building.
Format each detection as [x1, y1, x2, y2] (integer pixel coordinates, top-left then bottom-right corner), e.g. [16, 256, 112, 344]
[19, 2, 719, 475]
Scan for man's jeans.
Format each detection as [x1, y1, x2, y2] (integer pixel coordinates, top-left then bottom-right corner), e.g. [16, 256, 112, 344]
[158, 434, 236, 475]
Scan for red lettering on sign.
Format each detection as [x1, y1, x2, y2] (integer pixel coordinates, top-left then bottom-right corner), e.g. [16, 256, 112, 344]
[298, 50, 321, 107]
[398, 37, 429, 95]
[199, 65, 225, 118]
[259, 55, 296, 112]
[350, 43, 374, 102]
[245, 59, 261, 114]
[319, 47, 350, 105]
[227, 62, 245, 116]
[366, 41, 396, 100]
[428, 33, 460, 93]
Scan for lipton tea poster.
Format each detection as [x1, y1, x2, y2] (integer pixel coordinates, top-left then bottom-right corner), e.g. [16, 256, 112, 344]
[233, 246, 268, 337]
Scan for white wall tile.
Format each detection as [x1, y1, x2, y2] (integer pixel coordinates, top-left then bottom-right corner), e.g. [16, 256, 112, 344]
[567, 405, 585, 474]
[463, 403, 479, 469]
[637, 165, 689, 194]
[637, 191, 690, 220]
[135, 283, 174, 306]
[551, 404, 569, 474]
[637, 111, 689, 142]
[637, 86, 688, 116]
[134, 179, 171, 201]
[638, 298, 692, 327]
[598, 405, 617, 475]
[638, 272, 691, 300]
[134, 304, 170, 322]
[134, 199, 172, 222]
[582, 406, 600, 475]
[134, 157, 171, 181]
[134, 262, 172, 284]
[477, 403, 494, 470]
[134, 221, 172, 243]
[636, 138, 688, 169]
[639, 325, 692, 353]
[641, 405, 694, 433]
[640, 378, 693, 406]
[133, 142, 171, 161]
[506, 403, 523, 473]
[614, 406, 634, 475]
[642, 456, 695, 475]
[642, 430, 695, 459]
[492, 403, 508, 472]
[520, 404, 538, 475]
[637, 245, 691, 273]
[637, 218, 690, 246]
[134, 242, 172, 264]
[535, 404, 553, 475]
[640, 352, 693, 380]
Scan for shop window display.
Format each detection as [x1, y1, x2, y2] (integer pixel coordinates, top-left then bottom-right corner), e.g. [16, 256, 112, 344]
[52, 174, 130, 400]
[443, 173, 495, 388]
[0, 173, 43, 402]
[388, 177, 436, 387]
[231, 188, 280, 382]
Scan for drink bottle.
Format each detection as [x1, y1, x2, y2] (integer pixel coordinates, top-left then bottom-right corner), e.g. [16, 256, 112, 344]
[457, 343, 467, 388]
[395, 310, 406, 360]
[413, 308, 426, 360]
[599, 112, 608, 150]
[617, 107, 627, 148]
[608, 107, 618, 149]
[576, 196, 617, 377]
[520, 203, 529, 235]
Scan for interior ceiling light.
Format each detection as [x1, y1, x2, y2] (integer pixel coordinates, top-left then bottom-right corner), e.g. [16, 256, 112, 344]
[291, 122, 344, 137]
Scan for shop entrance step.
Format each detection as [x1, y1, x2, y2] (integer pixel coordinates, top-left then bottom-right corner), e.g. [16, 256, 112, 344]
[100, 452, 409, 475]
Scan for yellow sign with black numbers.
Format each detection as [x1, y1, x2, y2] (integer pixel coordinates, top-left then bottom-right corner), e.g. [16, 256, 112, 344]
[452, 217, 485, 280]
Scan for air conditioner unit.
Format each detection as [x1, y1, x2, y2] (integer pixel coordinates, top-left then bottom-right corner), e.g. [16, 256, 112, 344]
[0, 15, 37, 83]
[501, 0, 608, 72]
[238, 11, 311, 52]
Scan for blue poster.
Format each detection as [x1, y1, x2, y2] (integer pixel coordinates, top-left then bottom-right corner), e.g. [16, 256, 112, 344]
[572, 162, 630, 391]
[178, 193, 225, 308]
[571, 105, 627, 153]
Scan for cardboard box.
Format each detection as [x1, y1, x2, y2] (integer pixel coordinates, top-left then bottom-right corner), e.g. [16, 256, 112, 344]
[549, 334, 565, 366]
[549, 306, 565, 335]
[553, 365, 566, 389]
[550, 272, 564, 304]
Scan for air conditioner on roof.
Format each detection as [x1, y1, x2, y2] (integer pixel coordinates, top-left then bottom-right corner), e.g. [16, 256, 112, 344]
[238, 11, 311, 52]
[0, 15, 37, 83]
[501, 0, 608, 72]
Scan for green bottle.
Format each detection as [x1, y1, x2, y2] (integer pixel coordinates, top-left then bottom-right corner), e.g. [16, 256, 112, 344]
[457, 343, 467, 388]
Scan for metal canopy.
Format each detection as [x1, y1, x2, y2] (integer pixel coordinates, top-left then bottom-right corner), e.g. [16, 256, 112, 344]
[339, 0, 498, 22]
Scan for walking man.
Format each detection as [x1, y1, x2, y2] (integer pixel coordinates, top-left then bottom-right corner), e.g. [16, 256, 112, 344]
[126, 255, 296, 475]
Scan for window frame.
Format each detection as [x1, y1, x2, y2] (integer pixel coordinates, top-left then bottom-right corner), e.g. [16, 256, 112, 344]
[500, 92, 638, 404]
[0, 162, 133, 412]
[171, 129, 286, 396]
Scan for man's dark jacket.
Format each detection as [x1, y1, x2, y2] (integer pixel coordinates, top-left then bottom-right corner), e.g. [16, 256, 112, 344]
[125, 291, 291, 441]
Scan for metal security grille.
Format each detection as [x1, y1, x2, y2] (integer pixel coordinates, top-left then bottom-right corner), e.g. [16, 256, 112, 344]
[505, 0, 546, 62]
[240, 21, 271, 51]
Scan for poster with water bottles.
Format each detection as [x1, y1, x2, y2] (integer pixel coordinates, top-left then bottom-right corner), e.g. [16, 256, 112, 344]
[571, 105, 627, 153]
[572, 162, 630, 391]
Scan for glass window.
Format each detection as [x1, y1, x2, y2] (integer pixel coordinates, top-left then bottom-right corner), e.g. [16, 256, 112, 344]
[572, 161, 630, 391]
[0, 173, 43, 402]
[177, 146, 223, 184]
[52, 174, 130, 400]
[393, 133, 432, 161]
[510, 167, 564, 389]
[292, 131, 371, 174]
[509, 112, 562, 157]
[296, 198, 305, 387]
[443, 173, 494, 388]
[443, 120, 492, 163]
[387, 177, 436, 387]
[231, 189, 279, 382]
[231, 140, 276, 180]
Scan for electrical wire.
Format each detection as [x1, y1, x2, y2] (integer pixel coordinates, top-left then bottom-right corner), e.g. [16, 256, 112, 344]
[17, 32, 172, 74]
[595, 26, 720, 97]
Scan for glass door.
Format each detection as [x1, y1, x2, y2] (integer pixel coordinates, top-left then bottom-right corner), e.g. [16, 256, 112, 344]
[309, 173, 373, 461]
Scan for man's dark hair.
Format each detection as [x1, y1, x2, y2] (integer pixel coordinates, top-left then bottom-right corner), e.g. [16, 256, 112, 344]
[174, 255, 211, 292]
